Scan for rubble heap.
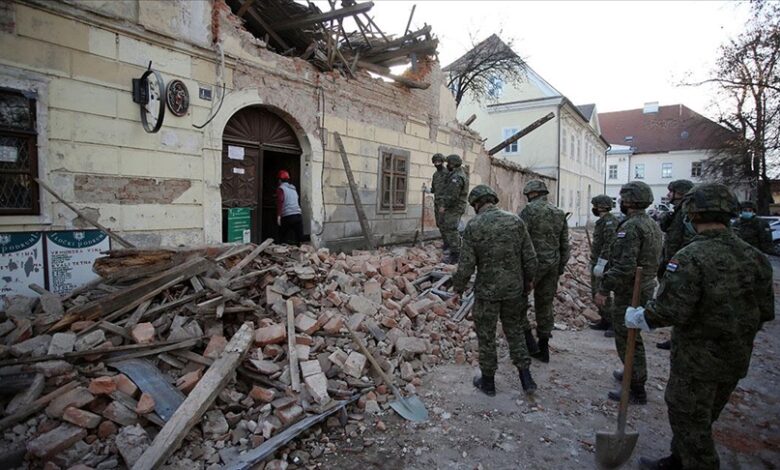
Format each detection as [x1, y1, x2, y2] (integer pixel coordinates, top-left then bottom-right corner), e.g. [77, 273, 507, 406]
[0, 234, 594, 468]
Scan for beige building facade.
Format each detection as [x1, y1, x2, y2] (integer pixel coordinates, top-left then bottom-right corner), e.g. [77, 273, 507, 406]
[0, 0, 487, 249]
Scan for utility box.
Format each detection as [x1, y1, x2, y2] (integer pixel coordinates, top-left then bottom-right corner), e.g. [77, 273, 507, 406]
[226, 207, 252, 243]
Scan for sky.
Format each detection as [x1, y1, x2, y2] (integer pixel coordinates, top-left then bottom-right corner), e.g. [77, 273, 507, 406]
[317, 0, 752, 119]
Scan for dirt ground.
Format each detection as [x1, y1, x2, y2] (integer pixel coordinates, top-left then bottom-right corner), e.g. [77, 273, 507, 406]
[317, 259, 780, 470]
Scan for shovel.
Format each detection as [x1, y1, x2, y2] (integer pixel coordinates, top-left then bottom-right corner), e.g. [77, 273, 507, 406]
[344, 323, 428, 422]
[596, 266, 643, 469]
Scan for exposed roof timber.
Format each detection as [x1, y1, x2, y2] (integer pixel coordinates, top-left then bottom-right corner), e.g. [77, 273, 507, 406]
[236, 0, 290, 50]
[274, 2, 375, 32]
[361, 25, 432, 55]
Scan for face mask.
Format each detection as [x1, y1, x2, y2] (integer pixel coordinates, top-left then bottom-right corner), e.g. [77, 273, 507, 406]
[740, 211, 754, 220]
[446, 164, 454, 171]
[592, 208, 601, 217]
[434, 163, 443, 170]
[620, 203, 629, 215]
[683, 215, 697, 236]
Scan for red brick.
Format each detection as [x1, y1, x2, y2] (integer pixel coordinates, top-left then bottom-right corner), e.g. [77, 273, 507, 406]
[101, 401, 138, 426]
[88, 376, 117, 395]
[46, 387, 95, 418]
[70, 320, 96, 332]
[379, 258, 395, 277]
[274, 404, 303, 425]
[294, 314, 319, 335]
[113, 374, 138, 397]
[97, 420, 117, 439]
[254, 324, 286, 346]
[322, 315, 344, 335]
[62, 407, 102, 429]
[203, 335, 227, 359]
[136, 393, 155, 414]
[326, 291, 342, 306]
[27, 424, 87, 459]
[381, 316, 398, 329]
[404, 299, 433, 319]
[249, 385, 276, 403]
[131, 322, 155, 344]
[176, 369, 202, 393]
[295, 334, 313, 346]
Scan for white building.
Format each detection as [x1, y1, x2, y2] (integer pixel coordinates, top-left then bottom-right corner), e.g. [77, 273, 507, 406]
[448, 35, 609, 227]
[600, 103, 748, 206]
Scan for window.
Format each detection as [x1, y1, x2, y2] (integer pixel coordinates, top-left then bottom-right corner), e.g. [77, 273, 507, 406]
[379, 151, 408, 211]
[662, 162, 672, 178]
[576, 139, 581, 162]
[570, 138, 575, 159]
[691, 161, 702, 177]
[562, 130, 568, 157]
[0, 89, 38, 215]
[576, 190, 581, 208]
[634, 163, 645, 179]
[502, 128, 519, 153]
[608, 164, 618, 179]
[569, 189, 573, 208]
[486, 75, 504, 99]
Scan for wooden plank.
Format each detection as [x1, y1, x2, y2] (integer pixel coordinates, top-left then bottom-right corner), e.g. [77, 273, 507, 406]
[286, 299, 301, 392]
[464, 114, 477, 126]
[35, 178, 134, 248]
[236, 0, 290, 50]
[0, 381, 78, 431]
[124, 300, 152, 331]
[333, 132, 375, 249]
[488, 112, 555, 156]
[131, 322, 254, 470]
[361, 38, 438, 66]
[222, 239, 273, 281]
[235, 0, 255, 17]
[274, 2, 374, 31]
[99, 321, 133, 341]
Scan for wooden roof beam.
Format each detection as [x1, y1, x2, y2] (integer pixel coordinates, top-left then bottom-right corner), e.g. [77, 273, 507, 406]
[274, 2, 374, 32]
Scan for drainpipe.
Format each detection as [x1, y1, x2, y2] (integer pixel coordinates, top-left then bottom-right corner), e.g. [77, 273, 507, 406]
[556, 100, 563, 206]
[603, 145, 611, 191]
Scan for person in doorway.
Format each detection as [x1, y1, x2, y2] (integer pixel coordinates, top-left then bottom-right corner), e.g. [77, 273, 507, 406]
[519, 179, 569, 363]
[430, 153, 449, 251]
[625, 183, 774, 470]
[656, 179, 695, 351]
[732, 200, 773, 254]
[594, 181, 662, 405]
[276, 169, 303, 246]
[437, 154, 469, 264]
[589, 194, 618, 337]
[452, 184, 538, 396]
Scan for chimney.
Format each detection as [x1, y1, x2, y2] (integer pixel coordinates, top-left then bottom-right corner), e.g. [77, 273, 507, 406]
[643, 102, 659, 114]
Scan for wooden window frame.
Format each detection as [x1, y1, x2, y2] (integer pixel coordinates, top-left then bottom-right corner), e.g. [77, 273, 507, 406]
[377, 147, 410, 213]
[691, 161, 702, 177]
[0, 88, 39, 216]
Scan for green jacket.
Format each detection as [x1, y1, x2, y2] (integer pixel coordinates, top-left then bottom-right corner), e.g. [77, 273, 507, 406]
[599, 211, 662, 304]
[591, 212, 619, 265]
[645, 229, 775, 382]
[659, 207, 695, 268]
[437, 167, 468, 213]
[430, 167, 449, 208]
[519, 196, 569, 273]
[452, 204, 538, 300]
[732, 216, 773, 254]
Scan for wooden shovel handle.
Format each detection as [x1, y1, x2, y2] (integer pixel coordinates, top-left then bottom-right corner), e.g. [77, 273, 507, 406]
[617, 266, 643, 434]
[343, 323, 401, 399]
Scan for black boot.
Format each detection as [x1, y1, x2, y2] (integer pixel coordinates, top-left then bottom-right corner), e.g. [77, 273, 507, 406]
[604, 327, 615, 338]
[530, 337, 550, 363]
[639, 455, 682, 470]
[656, 339, 671, 350]
[473, 374, 496, 396]
[608, 383, 647, 405]
[612, 369, 623, 382]
[445, 252, 460, 265]
[524, 330, 540, 355]
[589, 318, 610, 331]
[519, 368, 537, 395]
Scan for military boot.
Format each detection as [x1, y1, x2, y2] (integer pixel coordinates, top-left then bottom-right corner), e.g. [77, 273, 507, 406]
[473, 374, 496, 396]
[608, 383, 647, 405]
[656, 339, 671, 350]
[612, 369, 623, 382]
[519, 368, 537, 395]
[524, 330, 540, 355]
[639, 455, 682, 470]
[589, 318, 610, 331]
[604, 327, 615, 338]
[530, 337, 550, 363]
[445, 252, 460, 265]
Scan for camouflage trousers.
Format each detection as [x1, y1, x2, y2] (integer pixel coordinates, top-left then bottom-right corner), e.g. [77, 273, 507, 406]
[666, 373, 739, 470]
[474, 295, 531, 376]
[439, 209, 463, 254]
[526, 265, 559, 338]
[590, 271, 610, 322]
[434, 204, 446, 249]
[611, 285, 654, 386]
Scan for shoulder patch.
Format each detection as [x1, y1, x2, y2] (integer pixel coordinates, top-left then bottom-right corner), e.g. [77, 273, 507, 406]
[666, 259, 680, 272]
[605, 221, 614, 226]
[616, 231, 626, 238]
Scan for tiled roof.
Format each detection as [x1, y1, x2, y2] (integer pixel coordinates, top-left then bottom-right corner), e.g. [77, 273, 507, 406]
[598, 104, 733, 153]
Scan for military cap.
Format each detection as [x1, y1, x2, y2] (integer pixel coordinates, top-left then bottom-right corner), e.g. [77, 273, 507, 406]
[523, 179, 549, 195]
[431, 153, 444, 163]
[739, 200, 757, 210]
[591, 194, 614, 209]
[468, 184, 499, 206]
[619, 181, 654, 207]
[668, 179, 694, 194]
[684, 183, 739, 216]
[446, 154, 462, 166]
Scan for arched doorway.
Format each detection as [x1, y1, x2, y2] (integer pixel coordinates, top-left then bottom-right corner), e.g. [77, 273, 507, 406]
[221, 106, 303, 243]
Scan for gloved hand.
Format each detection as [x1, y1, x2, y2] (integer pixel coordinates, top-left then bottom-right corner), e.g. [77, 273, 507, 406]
[625, 306, 650, 331]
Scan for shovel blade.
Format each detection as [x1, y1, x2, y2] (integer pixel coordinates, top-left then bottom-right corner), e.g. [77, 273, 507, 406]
[595, 430, 639, 469]
[388, 395, 428, 422]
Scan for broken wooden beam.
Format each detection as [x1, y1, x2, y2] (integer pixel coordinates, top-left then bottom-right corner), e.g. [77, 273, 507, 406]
[488, 112, 555, 156]
[361, 38, 438, 66]
[333, 132, 375, 249]
[235, 0, 291, 51]
[131, 322, 254, 470]
[0, 381, 78, 431]
[286, 299, 301, 392]
[274, 2, 374, 32]
[464, 114, 477, 126]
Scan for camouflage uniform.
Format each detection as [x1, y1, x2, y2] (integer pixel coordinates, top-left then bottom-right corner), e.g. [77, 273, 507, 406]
[732, 201, 773, 254]
[642, 184, 774, 469]
[519, 181, 569, 339]
[452, 187, 538, 377]
[590, 195, 618, 323]
[599, 182, 662, 389]
[658, 179, 696, 280]
[430, 154, 449, 236]
[437, 155, 469, 258]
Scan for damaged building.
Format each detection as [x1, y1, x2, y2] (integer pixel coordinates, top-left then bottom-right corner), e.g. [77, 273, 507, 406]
[0, 0, 505, 252]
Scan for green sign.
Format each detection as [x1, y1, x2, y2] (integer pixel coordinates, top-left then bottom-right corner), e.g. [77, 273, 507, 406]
[226, 207, 252, 243]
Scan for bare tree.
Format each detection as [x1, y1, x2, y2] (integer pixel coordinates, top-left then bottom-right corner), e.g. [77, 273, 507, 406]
[693, 1, 780, 212]
[443, 33, 526, 108]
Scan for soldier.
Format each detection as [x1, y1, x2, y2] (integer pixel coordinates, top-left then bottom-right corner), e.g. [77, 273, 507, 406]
[594, 181, 661, 404]
[732, 200, 774, 254]
[589, 194, 618, 337]
[519, 179, 569, 363]
[656, 179, 695, 351]
[624, 183, 774, 470]
[452, 185, 538, 396]
[429, 153, 449, 250]
[437, 154, 469, 264]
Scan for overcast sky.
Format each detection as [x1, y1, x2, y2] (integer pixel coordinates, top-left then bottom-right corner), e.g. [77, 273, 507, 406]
[319, 1, 752, 118]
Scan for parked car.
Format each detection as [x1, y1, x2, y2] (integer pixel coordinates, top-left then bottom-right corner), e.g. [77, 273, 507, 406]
[758, 216, 780, 255]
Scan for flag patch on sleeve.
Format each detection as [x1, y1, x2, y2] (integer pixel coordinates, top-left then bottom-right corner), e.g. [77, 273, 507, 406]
[616, 231, 626, 238]
[666, 260, 679, 272]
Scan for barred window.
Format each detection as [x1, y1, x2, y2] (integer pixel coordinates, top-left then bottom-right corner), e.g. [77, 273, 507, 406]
[0, 89, 38, 215]
[691, 161, 702, 177]
[379, 151, 408, 211]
